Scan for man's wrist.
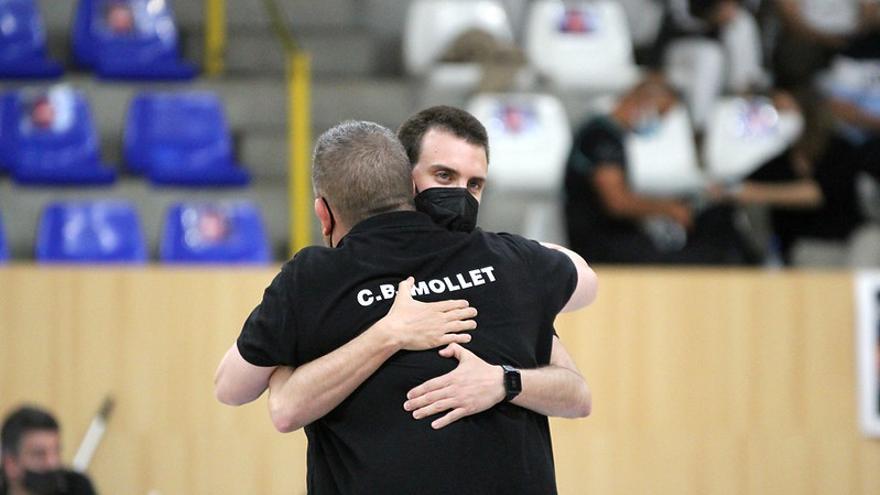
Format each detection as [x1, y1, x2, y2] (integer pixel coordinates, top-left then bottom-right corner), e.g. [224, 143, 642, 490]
[500, 365, 522, 402]
[368, 318, 403, 353]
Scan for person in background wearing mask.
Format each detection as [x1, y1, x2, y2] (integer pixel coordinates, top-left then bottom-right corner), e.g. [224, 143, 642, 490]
[1, 406, 96, 495]
[564, 77, 752, 264]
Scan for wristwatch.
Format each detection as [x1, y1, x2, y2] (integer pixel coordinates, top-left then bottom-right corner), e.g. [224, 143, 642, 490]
[501, 365, 522, 402]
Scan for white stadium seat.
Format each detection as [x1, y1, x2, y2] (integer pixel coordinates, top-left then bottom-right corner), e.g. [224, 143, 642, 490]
[703, 97, 804, 183]
[404, 0, 514, 77]
[625, 104, 704, 196]
[525, 0, 640, 91]
[467, 92, 571, 241]
[467, 92, 572, 192]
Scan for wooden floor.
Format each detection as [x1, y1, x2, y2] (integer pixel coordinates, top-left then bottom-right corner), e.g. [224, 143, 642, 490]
[0, 266, 877, 494]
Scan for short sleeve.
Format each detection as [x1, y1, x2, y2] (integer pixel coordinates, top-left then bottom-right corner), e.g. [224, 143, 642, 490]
[236, 264, 298, 367]
[568, 120, 626, 176]
[519, 239, 579, 316]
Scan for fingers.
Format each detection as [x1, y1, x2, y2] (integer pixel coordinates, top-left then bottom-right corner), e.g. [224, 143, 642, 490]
[443, 307, 478, 322]
[407, 374, 450, 400]
[404, 388, 449, 412]
[411, 398, 456, 420]
[439, 343, 464, 358]
[430, 299, 471, 312]
[431, 408, 469, 430]
[441, 319, 477, 334]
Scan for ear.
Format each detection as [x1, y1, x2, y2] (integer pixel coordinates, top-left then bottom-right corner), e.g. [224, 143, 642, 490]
[314, 197, 333, 237]
[2, 454, 22, 482]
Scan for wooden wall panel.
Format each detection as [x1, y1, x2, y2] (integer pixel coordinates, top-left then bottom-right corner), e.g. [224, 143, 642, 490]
[0, 266, 876, 495]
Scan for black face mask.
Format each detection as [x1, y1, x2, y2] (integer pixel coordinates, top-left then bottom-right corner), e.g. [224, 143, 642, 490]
[415, 187, 479, 233]
[22, 469, 67, 495]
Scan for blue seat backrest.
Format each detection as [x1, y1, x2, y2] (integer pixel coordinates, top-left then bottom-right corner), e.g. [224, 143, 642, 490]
[73, 0, 183, 68]
[36, 200, 147, 263]
[160, 201, 271, 264]
[0, 91, 16, 171]
[4, 87, 101, 169]
[0, 210, 8, 262]
[125, 91, 232, 174]
[0, 0, 49, 62]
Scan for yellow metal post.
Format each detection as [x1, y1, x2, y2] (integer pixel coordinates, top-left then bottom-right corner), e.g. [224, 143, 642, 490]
[204, 0, 226, 76]
[289, 52, 313, 254]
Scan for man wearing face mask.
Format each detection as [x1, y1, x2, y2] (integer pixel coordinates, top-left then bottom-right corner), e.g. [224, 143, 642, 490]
[216, 121, 595, 494]
[564, 77, 751, 264]
[1, 406, 96, 495]
[395, 105, 595, 426]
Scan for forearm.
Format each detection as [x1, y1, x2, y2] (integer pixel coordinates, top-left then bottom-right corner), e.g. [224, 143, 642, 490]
[268, 324, 400, 432]
[829, 99, 880, 133]
[737, 180, 822, 208]
[606, 194, 683, 221]
[214, 344, 276, 406]
[511, 365, 591, 418]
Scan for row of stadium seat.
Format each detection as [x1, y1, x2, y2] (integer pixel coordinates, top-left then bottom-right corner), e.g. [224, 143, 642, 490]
[0, 0, 195, 80]
[0, 200, 270, 264]
[405, 0, 640, 92]
[0, 86, 249, 186]
[468, 92, 802, 197]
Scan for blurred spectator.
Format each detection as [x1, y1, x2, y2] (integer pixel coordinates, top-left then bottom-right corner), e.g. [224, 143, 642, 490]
[772, 0, 880, 89]
[1, 405, 97, 495]
[563, 77, 753, 264]
[719, 92, 826, 263]
[438, 28, 526, 92]
[770, 54, 880, 264]
[649, 0, 767, 129]
[771, 0, 880, 161]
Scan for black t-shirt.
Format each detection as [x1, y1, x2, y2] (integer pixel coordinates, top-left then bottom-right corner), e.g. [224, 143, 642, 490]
[564, 115, 631, 231]
[237, 211, 577, 495]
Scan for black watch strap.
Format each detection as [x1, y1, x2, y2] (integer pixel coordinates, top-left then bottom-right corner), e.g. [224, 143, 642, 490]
[501, 365, 522, 402]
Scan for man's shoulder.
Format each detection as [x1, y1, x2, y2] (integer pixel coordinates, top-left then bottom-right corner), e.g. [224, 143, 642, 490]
[472, 230, 552, 262]
[279, 245, 342, 281]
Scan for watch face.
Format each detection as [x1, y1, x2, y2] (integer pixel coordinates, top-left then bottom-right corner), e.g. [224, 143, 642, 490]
[503, 366, 522, 401]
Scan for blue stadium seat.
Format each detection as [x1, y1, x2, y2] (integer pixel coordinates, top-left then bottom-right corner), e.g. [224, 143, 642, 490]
[124, 91, 250, 187]
[0, 91, 14, 173]
[36, 200, 147, 263]
[0, 0, 63, 79]
[0, 86, 116, 185]
[160, 201, 271, 264]
[72, 0, 196, 81]
[0, 211, 8, 262]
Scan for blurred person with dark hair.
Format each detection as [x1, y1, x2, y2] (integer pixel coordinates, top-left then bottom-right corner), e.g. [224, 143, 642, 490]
[564, 78, 753, 264]
[649, 0, 767, 129]
[1, 406, 96, 495]
[773, 0, 880, 89]
[741, 53, 880, 263]
[713, 92, 827, 263]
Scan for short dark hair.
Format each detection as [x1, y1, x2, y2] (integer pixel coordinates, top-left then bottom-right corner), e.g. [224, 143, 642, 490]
[1, 406, 59, 457]
[312, 120, 415, 227]
[397, 106, 490, 167]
